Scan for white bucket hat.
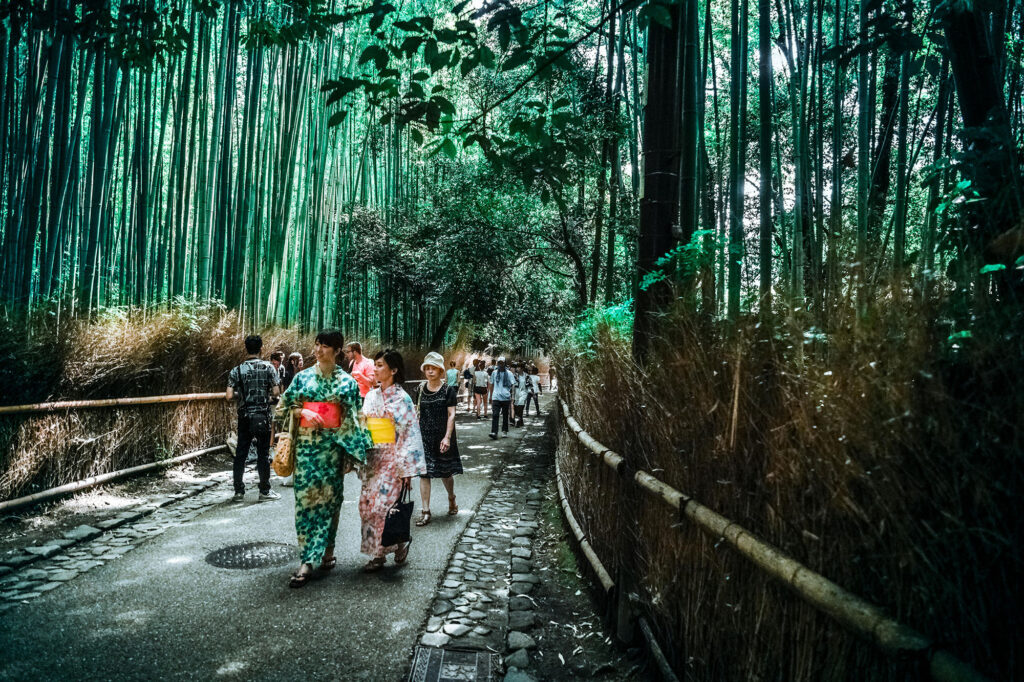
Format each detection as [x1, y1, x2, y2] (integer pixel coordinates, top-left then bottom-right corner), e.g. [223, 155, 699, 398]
[420, 351, 446, 373]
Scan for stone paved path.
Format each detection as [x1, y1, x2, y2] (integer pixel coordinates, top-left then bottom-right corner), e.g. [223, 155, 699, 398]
[0, 395, 557, 681]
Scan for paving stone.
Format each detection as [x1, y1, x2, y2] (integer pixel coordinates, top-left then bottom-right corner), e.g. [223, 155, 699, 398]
[511, 537, 531, 548]
[447, 566, 465, 574]
[442, 579, 461, 589]
[464, 573, 478, 581]
[505, 649, 530, 669]
[426, 617, 443, 633]
[509, 596, 534, 612]
[95, 518, 127, 531]
[23, 545, 61, 558]
[17, 592, 42, 601]
[511, 573, 540, 584]
[481, 566, 496, 574]
[63, 525, 102, 542]
[508, 611, 536, 630]
[514, 527, 535, 537]
[431, 600, 453, 616]
[1, 590, 23, 600]
[472, 626, 492, 636]
[1, 554, 36, 569]
[35, 582, 62, 593]
[443, 623, 471, 637]
[511, 558, 531, 573]
[47, 570, 79, 582]
[509, 583, 534, 596]
[19, 569, 48, 581]
[0, 567, 10, 578]
[420, 632, 451, 648]
[507, 632, 537, 650]
[468, 610, 487, 619]
[511, 548, 531, 559]
[437, 589, 458, 600]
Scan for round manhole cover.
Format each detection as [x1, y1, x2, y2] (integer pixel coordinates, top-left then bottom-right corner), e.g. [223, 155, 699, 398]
[205, 542, 296, 569]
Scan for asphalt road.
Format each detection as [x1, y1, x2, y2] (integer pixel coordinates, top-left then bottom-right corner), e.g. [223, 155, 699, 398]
[0, 399, 545, 681]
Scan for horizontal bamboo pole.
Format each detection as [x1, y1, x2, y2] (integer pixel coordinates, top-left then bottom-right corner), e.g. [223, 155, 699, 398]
[557, 398, 991, 682]
[0, 392, 229, 416]
[555, 455, 615, 594]
[0, 444, 229, 513]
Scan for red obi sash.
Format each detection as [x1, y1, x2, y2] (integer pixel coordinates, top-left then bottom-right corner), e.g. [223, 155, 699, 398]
[300, 402, 343, 428]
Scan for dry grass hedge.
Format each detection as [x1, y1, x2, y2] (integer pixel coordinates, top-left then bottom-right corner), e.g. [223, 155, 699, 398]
[555, 293, 1020, 681]
[0, 304, 312, 501]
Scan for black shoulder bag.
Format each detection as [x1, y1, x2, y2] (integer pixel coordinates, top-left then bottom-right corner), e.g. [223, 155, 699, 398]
[381, 481, 414, 547]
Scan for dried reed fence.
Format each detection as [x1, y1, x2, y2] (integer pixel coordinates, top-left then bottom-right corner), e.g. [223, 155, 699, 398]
[0, 305, 313, 502]
[557, 397, 987, 682]
[554, 301, 1019, 681]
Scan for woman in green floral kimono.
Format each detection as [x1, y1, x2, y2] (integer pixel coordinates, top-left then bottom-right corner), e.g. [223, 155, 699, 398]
[279, 330, 372, 588]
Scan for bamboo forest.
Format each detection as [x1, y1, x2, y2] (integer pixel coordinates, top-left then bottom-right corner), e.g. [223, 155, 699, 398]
[1, 0, 1022, 679]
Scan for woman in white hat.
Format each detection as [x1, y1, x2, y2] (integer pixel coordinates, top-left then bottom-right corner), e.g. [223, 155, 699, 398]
[414, 351, 463, 526]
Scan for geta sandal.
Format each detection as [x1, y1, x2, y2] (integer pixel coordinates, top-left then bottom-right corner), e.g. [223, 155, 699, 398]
[394, 541, 411, 564]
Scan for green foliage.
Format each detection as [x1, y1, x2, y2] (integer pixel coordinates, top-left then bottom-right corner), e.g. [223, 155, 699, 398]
[562, 299, 634, 359]
[639, 229, 719, 292]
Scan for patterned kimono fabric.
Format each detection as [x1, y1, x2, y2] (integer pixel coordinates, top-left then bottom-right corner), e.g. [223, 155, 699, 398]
[280, 364, 370, 566]
[359, 384, 426, 557]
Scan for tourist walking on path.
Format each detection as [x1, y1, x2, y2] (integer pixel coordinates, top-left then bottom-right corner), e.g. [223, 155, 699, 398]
[347, 342, 375, 397]
[526, 366, 541, 416]
[489, 357, 514, 439]
[359, 349, 426, 571]
[548, 365, 557, 391]
[414, 352, 463, 527]
[270, 351, 287, 384]
[226, 335, 282, 502]
[284, 352, 303, 389]
[473, 359, 489, 418]
[462, 363, 474, 410]
[513, 363, 529, 427]
[446, 361, 459, 388]
[279, 330, 371, 588]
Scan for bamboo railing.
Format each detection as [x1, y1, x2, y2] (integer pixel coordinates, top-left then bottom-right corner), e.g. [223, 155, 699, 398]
[0, 392, 228, 416]
[557, 397, 991, 682]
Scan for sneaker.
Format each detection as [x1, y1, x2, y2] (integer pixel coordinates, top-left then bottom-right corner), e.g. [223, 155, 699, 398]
[232, 491, 245, 501]
[489, 433, 498, 440]
[259, 490, 281, 501]
[502, 432, 508, 438]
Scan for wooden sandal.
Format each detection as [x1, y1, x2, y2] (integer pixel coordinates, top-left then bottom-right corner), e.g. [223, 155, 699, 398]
[415, 510, 432, 526]
[289, 566, 314, 588]
[394, 541, 411, 564]
[447, 495, 458, 515]
[316, 556, 336, 576]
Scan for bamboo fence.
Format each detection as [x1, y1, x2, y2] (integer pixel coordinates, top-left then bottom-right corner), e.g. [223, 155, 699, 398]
[557, 397, 991, 682]
[0, 393, 228, 416]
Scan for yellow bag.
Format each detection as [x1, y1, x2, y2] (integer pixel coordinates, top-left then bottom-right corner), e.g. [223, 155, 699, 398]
[272, 413, 297, 477]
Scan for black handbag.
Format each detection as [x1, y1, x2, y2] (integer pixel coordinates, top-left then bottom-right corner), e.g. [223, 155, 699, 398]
[381, 482, 414, 547]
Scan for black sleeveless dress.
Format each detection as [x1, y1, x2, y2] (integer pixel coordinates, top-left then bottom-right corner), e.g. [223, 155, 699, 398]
[416, 384, 463, 478]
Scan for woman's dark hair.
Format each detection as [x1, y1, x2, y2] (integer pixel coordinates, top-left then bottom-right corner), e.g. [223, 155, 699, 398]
[244, 335, 263, 354]
[374, 349, 406, 385]
[315, 329, 345, 352]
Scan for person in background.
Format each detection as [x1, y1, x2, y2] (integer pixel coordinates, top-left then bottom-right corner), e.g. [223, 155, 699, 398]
[284, 352, 304, 389]
[512, 362, 528, 427]
[473, 359, 489, 419]
[359, 349, 426, 571]
[270, 351, 287, 384]
[488, 357, 514, 439]
[526, 365, 542, 416]
[347, 342, 375, 398]
[279, 330, 370, 587]
[462, 362, 474, 411]
[548, 365, 557, 392]
[226, 335, 282, 502]
[446, 361, 459, 389]
[414, 352, 463, 527]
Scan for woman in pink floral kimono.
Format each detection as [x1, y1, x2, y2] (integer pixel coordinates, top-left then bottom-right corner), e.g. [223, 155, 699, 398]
[358, 349, 426, 571]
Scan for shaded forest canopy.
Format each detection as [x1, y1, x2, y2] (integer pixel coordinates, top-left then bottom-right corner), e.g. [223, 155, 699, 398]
[2, 0, 1023, 347]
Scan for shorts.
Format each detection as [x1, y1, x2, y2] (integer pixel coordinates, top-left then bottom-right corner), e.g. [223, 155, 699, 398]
[474, 387, 488, 395]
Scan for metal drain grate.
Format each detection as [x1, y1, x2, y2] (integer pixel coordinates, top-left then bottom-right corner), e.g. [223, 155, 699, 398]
[205, 542, 296, 569]
[408, 647, 497, 682]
